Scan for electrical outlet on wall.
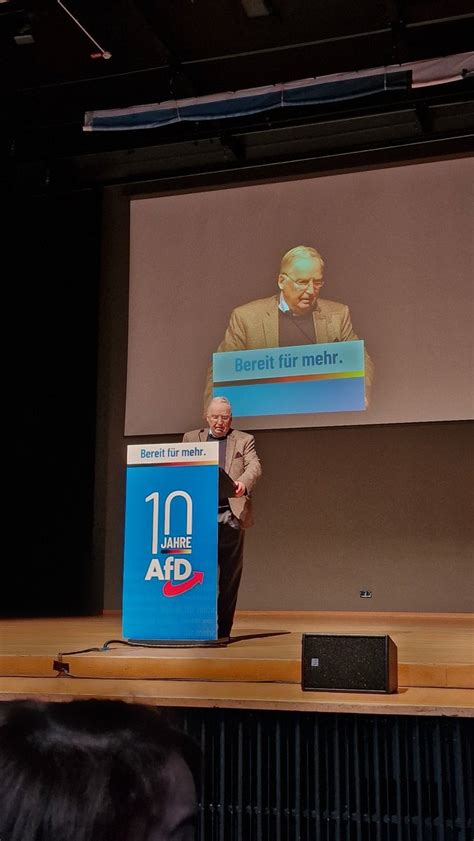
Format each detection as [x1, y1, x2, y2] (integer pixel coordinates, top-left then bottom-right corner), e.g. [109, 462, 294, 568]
[360, 590, 373, 598]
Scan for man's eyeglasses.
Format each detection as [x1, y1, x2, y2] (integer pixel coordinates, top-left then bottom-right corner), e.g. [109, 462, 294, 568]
[281, 272, 324, 290]
[210, 414, 231, 422]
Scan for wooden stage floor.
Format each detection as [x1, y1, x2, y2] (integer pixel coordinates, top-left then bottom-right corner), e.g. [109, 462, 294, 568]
[1, 612, 473, 716]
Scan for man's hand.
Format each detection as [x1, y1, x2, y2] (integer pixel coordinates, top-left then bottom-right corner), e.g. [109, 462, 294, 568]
[234, 481, 246, 497]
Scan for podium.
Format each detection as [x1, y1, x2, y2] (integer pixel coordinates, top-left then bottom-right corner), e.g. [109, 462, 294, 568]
[123, 442, 224, 642]
[212, 340, 366, 416]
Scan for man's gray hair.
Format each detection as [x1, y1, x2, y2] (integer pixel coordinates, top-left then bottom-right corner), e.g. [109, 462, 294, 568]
[205, 395, 232, 415]
[280, 245, 325, 274]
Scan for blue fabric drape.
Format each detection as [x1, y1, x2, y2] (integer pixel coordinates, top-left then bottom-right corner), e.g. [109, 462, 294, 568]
[84, 71, 409, 132]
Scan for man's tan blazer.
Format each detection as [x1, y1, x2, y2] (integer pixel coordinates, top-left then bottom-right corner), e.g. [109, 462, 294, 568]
[182, 428, 262, 528]
[205, 295, 374, 408]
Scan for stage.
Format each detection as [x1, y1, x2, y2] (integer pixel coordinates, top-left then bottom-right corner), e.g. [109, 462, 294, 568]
[1, 611, 473, 716]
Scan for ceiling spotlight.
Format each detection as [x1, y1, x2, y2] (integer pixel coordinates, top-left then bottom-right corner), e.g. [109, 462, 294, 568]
[13, 18, 34, 45]
[14, 31, 34, 44]
[90, 50, 112, 60]
[241, 0, 273, 18]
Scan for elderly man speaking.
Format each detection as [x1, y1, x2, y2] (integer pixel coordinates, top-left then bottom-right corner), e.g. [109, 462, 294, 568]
[204, 244, 374, 408]
[183, 396, 262, 639]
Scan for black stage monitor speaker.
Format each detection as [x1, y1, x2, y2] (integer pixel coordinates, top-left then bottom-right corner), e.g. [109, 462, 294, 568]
[302, 633, 398, 694]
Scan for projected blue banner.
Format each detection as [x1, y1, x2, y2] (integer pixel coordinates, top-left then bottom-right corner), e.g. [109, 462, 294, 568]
[212, 341, 366, 416]
[123, 443, 219, 641]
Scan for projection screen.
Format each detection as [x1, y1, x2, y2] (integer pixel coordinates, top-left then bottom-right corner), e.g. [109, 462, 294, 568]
[125, 157, 473, 434]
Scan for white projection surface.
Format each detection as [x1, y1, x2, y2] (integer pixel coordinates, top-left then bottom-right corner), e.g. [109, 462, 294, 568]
[125, 157, 473, 434]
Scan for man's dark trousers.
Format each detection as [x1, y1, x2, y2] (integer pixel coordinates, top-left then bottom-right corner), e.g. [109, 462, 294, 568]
[217, 520, 245, 638]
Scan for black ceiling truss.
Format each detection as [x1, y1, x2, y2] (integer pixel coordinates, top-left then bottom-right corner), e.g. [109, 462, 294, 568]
[7, 77, 473, 195]
[2, 1, 472, 193]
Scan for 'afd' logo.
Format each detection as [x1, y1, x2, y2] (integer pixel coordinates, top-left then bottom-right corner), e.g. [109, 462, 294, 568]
[143, 490, 204, 597]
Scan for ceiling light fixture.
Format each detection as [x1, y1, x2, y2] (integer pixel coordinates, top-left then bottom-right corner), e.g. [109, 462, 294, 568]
[241, 0, 273, 19]
[56, 0, 111, 59]
[14, 26, 34, 45]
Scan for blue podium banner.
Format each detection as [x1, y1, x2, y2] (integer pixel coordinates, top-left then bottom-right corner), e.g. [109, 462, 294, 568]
[212, 341, 365, 416]
[122, 443, 219, 641]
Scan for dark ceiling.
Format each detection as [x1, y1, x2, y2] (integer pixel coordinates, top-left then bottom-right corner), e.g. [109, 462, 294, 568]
[2, 0, 473, 189]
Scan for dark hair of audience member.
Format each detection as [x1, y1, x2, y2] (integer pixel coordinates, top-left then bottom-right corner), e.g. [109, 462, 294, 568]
[0, 698, 200, 841]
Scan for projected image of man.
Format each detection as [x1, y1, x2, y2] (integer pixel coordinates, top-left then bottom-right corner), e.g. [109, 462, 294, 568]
[204, 245, 374, 407]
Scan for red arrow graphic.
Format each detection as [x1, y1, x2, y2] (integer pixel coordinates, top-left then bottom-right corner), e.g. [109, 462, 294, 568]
[162, 571, 204, 597]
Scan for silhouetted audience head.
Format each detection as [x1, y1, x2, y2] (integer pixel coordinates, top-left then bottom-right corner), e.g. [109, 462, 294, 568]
[0, 698, 200, 841]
